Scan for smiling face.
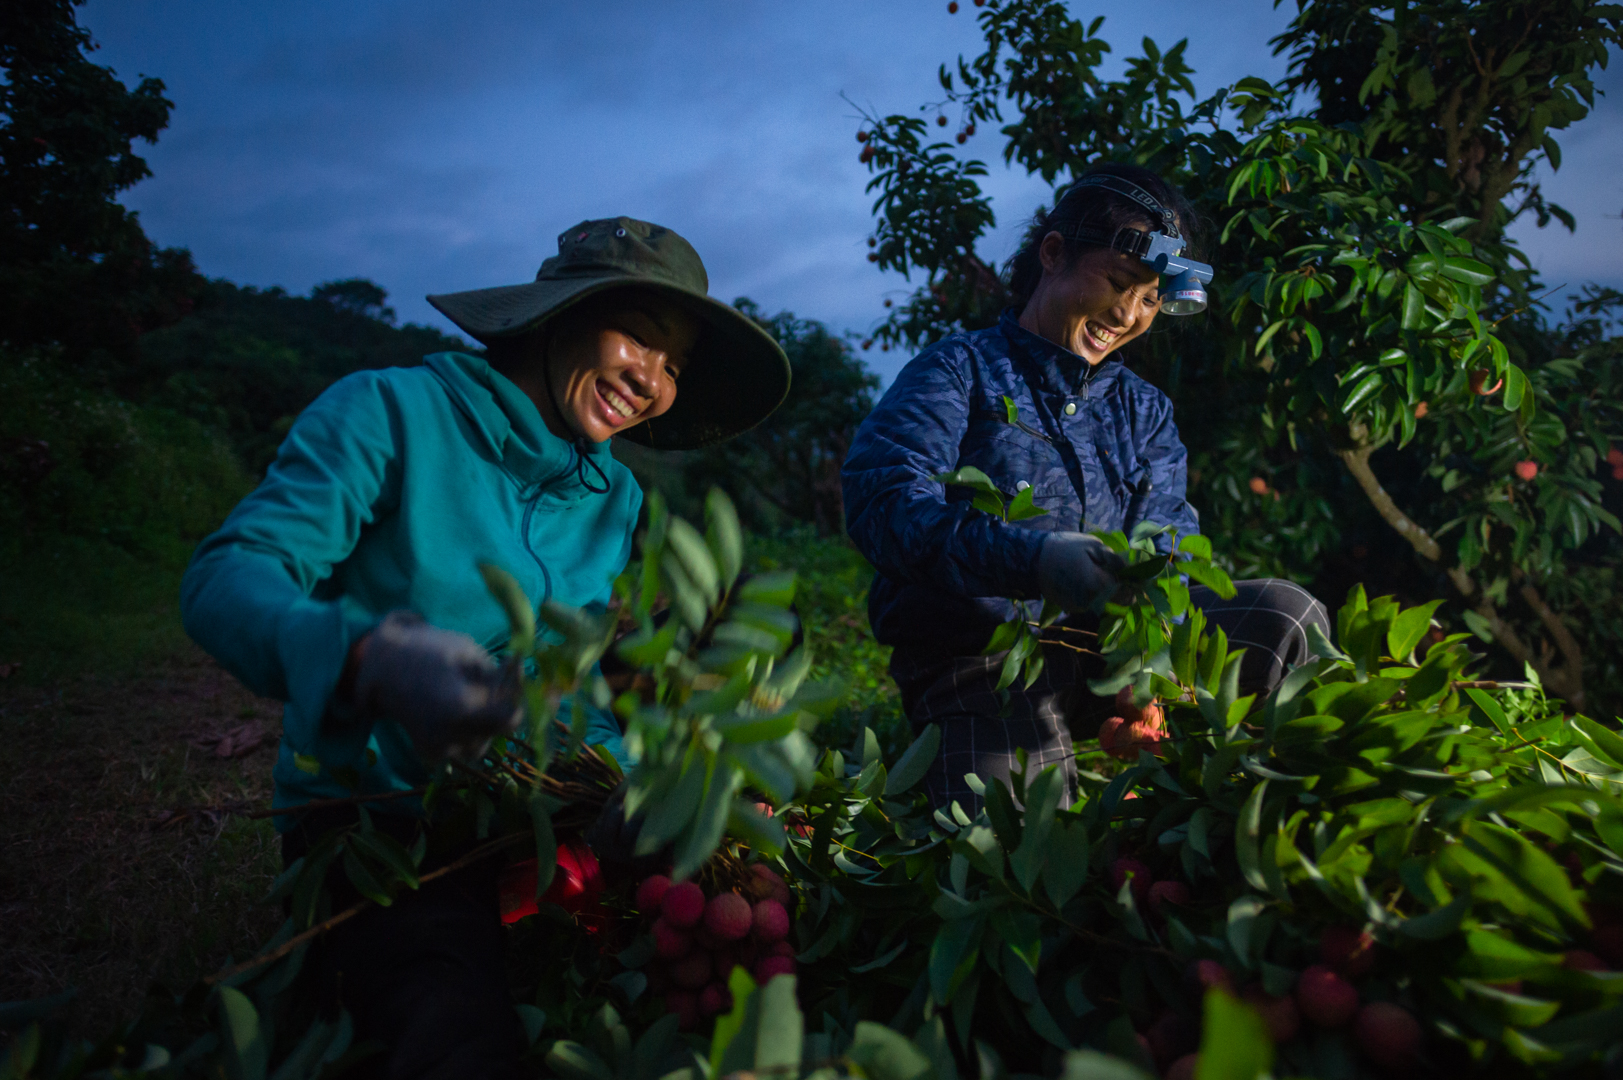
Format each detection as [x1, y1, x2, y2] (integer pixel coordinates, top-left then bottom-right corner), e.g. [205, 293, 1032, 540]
[1017, 231, 1163, 365]
[538, 292, 699, 443]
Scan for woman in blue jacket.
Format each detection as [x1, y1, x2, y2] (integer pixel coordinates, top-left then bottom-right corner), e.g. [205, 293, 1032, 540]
[842, 164, 1330, 813]
[182, 217, 788, 1079]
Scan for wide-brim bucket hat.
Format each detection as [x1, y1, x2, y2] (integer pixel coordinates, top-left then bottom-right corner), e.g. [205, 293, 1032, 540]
[427, 216, 791, 450]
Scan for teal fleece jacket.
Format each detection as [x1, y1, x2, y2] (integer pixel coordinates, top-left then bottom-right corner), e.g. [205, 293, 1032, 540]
[181, 352, 641, 827]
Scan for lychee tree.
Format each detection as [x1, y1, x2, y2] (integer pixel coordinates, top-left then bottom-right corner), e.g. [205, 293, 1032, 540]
[851, 0, 1623, 712]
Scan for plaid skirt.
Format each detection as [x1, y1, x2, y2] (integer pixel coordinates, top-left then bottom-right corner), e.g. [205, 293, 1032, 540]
[891, 579, 1330, 813]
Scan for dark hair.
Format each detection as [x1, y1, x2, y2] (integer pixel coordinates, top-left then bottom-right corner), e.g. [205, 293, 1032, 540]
[1005, 163, 1199, 311]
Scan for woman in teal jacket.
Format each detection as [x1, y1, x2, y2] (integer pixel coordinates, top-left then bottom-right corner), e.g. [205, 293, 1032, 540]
[181, 217, 788, 1079]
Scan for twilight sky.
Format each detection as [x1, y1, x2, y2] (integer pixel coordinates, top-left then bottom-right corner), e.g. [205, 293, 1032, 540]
[84, 1, 1621, 382]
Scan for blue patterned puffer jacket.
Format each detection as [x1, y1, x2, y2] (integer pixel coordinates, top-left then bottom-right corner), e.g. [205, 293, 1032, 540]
[842, 310, 1200, 661]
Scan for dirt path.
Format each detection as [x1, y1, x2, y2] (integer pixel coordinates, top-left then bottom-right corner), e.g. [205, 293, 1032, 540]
[0, 647, 288, 1036]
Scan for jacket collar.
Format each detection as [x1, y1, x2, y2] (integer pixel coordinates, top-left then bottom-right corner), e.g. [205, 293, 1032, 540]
[996, 309, 1123, 397]
[424, 351, 614, 491]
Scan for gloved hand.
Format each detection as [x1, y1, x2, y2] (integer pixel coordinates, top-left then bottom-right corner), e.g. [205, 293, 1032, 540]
[353, 611, 522, 762]
[584, 783, 666, 884]
[1037, 532, 1126, 613]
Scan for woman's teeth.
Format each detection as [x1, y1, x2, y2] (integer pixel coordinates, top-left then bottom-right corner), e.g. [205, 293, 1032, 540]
[1086, 322, 1118, 347]
[601, 383, 636, 418]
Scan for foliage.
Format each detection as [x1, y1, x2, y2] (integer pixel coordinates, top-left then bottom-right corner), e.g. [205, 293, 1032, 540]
[0, 0, 203, 370]
[127, 278, 469, 474]
[683, 300, 880, 537]
[848, 0, 1623, 714]
[12, 494, 1623, 1079]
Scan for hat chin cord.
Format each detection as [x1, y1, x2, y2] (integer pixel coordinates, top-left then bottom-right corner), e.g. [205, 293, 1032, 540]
[542, 351, 612, 495]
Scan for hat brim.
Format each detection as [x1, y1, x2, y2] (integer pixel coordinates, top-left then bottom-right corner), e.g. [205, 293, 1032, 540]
[427, 276, 790, 451]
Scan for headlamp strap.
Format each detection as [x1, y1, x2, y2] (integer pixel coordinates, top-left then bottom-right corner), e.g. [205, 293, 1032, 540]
[1067, 173, 1179, 237]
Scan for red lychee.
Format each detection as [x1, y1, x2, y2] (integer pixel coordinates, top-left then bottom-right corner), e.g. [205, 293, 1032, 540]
[752, 899, 790, 943]
[1147, 880, 1191, 916]
[671, 950, 712, 990]
[1514, 460, 1539, 481]
[755, 956, 796, 983]
[664, 989, 700, 1031]
[1166, 1053, 1199, 1080]
[1413, 400, 1429, 419]
[1241, 987, 1300, 1044]
[1609, 448, 1623, 467]
[653, 918, 692, 960]
[636, 874, 672, 914]
[750, 864, 793, 907]
[1248, 476, 1270, 495]
[704, 892, 753, 942]
[1354, 1001, 1421, 1070]
[1145, 1011, 1199, 1068]
[1296, 965, 1359, 1028]
[857, 130, 869, 142]
[937, 115, 949, 126]
[1320, 926, 1376, 977]
[1565, 949, 1609, 972]
[1186, 959, 1234, 997]
[1110, 857, 1153, 901]
[1097, 716, 1126, 754]
[661, 881, 705, 928]
[767, 939, 795, 958]
[699, 982, 733, 1017]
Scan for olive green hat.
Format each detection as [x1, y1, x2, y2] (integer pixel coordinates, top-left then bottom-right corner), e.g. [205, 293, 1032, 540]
[427, 216, 791, 450]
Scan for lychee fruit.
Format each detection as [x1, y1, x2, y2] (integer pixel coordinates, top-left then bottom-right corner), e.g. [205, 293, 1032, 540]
[1296, 965, 1359, 1028]
[1166, 1053, 1199, 1080]
[671, 950, 712, 990]
[661, 881, 705, 928]
[1248, 476, 1270, 495]
[947, 2, 959, 12]
[1147, 880, 1191, 916]
[752, 899, 790, 943]
[1116, 719, 1166, 759]
[636, 874, 672, 913]
[699, 982, 733, 1017]
[937, 115, 949, 126]
[1145, 1011, 1199, 1067]
[750, 864, 792, 907]
[1354, 1001, 1421, 1070]
[1186, 959, 1234, 997]
[1320, 926, 1376, 977]
[1413, 400, 1429, 418]
[755, 956, 796, 983]
[1565, 949, 1609, 972]
[1110, 857, 1153, 901]
[1241, 987, 1300, 1044]
[1515, 460, 1539, 481]
[1609, 448, 1623, 468]
[665, 989, 700, 1031]
[767, 939, 795, 958]
[1097, 716, 1126, 754]
[704, 892, 753, 942]
[653, 917, 692, 960]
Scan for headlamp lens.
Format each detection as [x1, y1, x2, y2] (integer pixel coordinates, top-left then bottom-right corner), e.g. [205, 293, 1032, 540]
[1161, 269, 1207, 316]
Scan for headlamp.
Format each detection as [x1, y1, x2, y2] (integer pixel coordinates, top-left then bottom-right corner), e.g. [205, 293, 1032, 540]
[1059, 174, 1215, 316]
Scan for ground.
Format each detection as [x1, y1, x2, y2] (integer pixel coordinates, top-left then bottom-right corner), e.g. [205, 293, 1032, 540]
[0, 646, 286, 1037]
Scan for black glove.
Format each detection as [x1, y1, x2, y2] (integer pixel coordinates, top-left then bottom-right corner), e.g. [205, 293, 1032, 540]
[353, 611, 522, 761]
[1037, 532, 1126, 613]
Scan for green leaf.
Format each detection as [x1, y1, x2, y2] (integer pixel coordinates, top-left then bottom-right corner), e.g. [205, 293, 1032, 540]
[218, 986, 269, 1080]
[1002, 394, 1020, 424]
[341, 845, 393, 907]
[1177, 534, 1213, 560]
[547, 1042, 614, 1080]
[754, 973, 804, 1076]
[1183, 559, 1237, 600]
[933, 466, 1001, 495]
[1401, 282, 1425, 330]
[739, 570, 797, 608]
[529, 794, 558, 898]
[666, 517, 720, 606]
[1574, 717, 1623, 769]
[1503, 364, 1530, 411]
[1195, 989, 1273, 1080]
[886, 724, 942, 796]
[704, 488, 744, 591]
[1235, 781, 1269, 892]
[479, 562, 536, 651]
[293, 753, 321, 776]
[1060, 1050, 1154, 1080]
[672, 762, 742, 879]
[1007, 485, 1049, 522]
[1387, 600, 1443, 662]
[849, 1022, 934, 1080]
[1441, 256, 1494, 286]
[1397, 892, 1471, 940]
[1010, 765, 1063, 893]
[710, 967, 759, 1074]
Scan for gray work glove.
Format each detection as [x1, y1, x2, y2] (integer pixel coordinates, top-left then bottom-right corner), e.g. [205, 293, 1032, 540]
[353, 611, 522, 762]
[1037, 532, 1126, 613]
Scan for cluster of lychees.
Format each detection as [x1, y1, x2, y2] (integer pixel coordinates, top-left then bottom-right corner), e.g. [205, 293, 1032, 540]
[1097, 688, 1169, 761]
[635, 864, 795, 1030]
